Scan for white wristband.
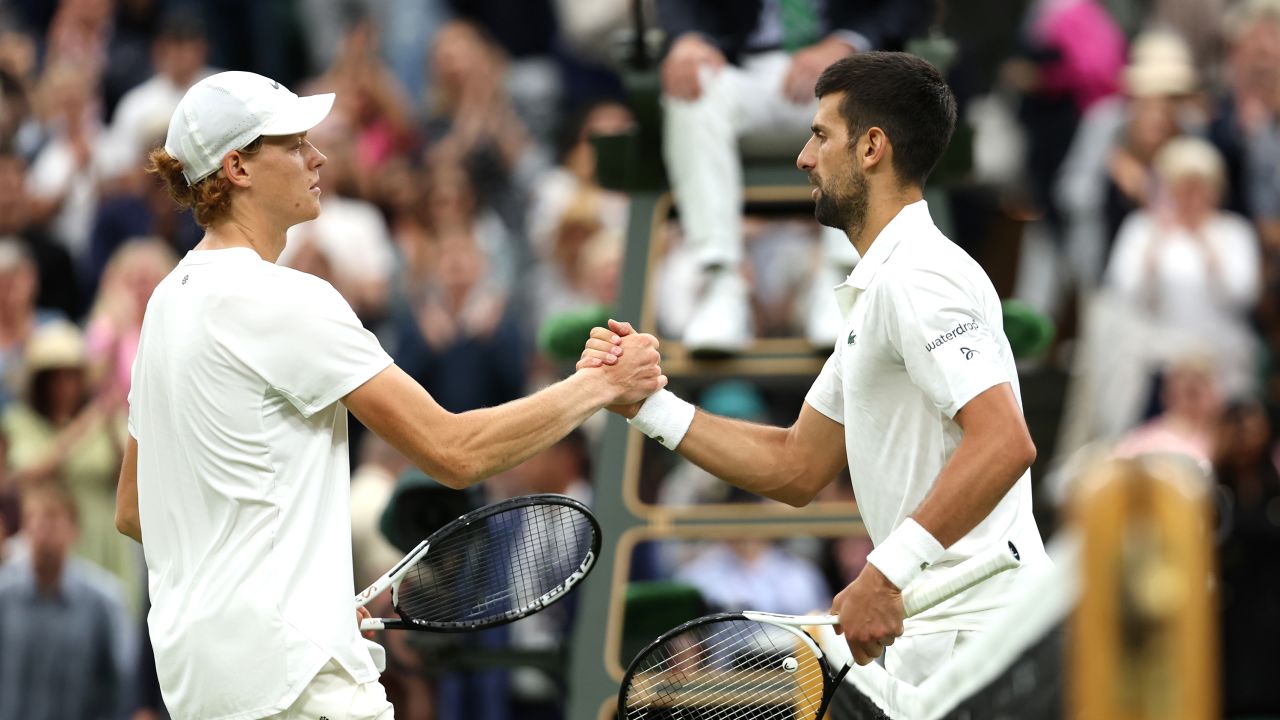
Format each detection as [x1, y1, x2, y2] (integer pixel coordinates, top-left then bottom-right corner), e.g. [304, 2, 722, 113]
[866, 518, 945, 591]
[627, 389, 696, 451]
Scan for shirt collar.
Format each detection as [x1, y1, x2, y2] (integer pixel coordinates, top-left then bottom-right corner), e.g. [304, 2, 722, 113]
[180, 247, 265, 266]
[842, 199, 932, 291]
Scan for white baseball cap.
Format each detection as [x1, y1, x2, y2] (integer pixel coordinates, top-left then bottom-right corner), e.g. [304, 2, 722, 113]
[164, 71, 335, 185]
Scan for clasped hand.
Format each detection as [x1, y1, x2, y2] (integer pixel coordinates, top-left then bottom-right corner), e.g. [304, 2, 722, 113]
[577, 319, 666, 409]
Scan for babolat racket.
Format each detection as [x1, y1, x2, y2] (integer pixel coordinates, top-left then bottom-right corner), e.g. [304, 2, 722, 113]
[355, 493, 600, 631]
[618, 542, 1021, 719]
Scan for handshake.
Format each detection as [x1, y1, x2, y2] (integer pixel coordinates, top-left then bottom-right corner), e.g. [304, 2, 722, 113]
[574, 318, 665, 418]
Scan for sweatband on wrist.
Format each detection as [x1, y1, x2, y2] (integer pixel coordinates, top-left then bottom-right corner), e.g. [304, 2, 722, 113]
[627, 389, 696, 451]
[866, 518, 945, 591]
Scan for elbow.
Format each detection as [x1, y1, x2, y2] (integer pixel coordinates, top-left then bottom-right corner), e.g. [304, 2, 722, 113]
[1016, 433, 1038, 475]
[114, 510, 138, 541]
[779, 489, 816, 509]
[425, 449, 483, 490]
[432, 469, 477, 490]
[776, 469, 823, 508]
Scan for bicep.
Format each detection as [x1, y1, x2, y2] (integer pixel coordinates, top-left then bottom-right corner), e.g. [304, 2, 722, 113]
[114, 437, 138, 535]
[117, 436, 137, 487]
[953, 383, 1034, 449]
[342, 364, 455, 476]
[790, 401, 849, 492]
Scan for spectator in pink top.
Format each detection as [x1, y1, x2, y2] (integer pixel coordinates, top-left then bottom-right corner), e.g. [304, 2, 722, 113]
[1031, 0, 1127, 114]
[83, 238, 175, 405]
[1113, 356, 1222, 466]
[1003, 0, 1126, 224]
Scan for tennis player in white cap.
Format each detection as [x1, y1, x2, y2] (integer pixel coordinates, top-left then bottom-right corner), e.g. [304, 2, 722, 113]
[114, 71, 666, 720]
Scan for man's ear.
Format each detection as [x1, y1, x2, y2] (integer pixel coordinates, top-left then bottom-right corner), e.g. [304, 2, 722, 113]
[862, 126, 891, 173]
[222, 150, 252, 189]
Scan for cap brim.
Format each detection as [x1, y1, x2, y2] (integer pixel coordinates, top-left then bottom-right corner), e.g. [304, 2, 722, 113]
[259, 93, 335, 137]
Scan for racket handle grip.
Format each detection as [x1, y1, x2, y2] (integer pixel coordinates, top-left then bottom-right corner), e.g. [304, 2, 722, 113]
[359, 618, 386, 631]
[902, 542, 1021, 617]
[814, 622, 854, 668]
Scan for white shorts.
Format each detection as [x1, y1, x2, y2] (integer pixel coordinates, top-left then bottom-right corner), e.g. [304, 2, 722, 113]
[885, 630, 978, 687]
[268, 660, 394, 720]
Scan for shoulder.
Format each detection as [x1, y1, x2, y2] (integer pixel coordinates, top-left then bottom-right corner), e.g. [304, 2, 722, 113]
[1212, 211, 1257, 239]
[880, 234, 986, 302]
[222, 264, 348, 314]
[206, 265, 356, 341]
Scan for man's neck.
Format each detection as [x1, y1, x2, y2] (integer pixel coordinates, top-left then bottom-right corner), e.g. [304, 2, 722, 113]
[199, 216, 286, 263]
[848, 186, 924, 258]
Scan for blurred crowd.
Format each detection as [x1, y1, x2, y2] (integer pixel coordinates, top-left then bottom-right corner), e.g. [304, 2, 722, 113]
[0, 0, 1275, 718]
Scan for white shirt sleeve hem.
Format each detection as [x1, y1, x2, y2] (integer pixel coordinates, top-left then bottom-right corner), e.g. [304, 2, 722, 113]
[803, 396, 845, 425]
[296, 357, 394, 418]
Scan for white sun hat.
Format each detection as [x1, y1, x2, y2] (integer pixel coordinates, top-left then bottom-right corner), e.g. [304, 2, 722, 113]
[164, 70, 335, 185]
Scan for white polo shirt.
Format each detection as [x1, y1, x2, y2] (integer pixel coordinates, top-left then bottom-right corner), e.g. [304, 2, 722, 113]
[805, 201, 1048, 636]
[129, 247, 393, 719]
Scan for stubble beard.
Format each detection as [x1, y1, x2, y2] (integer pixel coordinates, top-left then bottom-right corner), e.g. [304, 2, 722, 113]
[814, 167, 869, 240]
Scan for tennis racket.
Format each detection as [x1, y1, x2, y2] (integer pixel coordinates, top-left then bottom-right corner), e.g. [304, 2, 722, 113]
[355, 493, 601, 632]
[618, 542, 1022, 719]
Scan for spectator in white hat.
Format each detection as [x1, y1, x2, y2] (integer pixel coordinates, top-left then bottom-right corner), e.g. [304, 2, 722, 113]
[1056, 30, 1200, 288]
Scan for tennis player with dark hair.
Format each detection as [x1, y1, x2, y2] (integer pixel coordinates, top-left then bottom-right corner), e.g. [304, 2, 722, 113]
[115, 71, 666, 719]
[582, 52, 1049, 685]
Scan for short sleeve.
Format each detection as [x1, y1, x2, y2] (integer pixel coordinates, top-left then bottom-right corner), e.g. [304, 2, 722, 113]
[804, 351, 845, 424]
[883, 268, 1011, 418]
[128, 333, 142, 438]
[127, 367, 138, 438]
[220, 273, 393, 417]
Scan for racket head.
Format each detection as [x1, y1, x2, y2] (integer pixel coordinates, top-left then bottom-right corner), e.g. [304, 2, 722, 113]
[388, 493, 601, 632]
[618, 612, 840, 720]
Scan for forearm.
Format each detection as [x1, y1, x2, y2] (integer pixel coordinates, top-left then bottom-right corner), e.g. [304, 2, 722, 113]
[911, 430, 1034, 548]
[359, 368, 612, 489]
[618, 387, 845, 507]
[682, 415, 792, 495]
[674, 412, 814, 505]
[444, 372, 612, 485]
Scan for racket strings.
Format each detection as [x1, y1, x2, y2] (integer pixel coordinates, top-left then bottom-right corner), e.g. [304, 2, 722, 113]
[395, 503, 594, 625]
[424, 505, 579, 616]
[624, 619, 827, 720]
[398, 510, 538, 617]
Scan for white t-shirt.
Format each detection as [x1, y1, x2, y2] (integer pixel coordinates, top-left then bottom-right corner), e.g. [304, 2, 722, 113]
[804, 201, 1048, 636]
[129, 247, 393, 719]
